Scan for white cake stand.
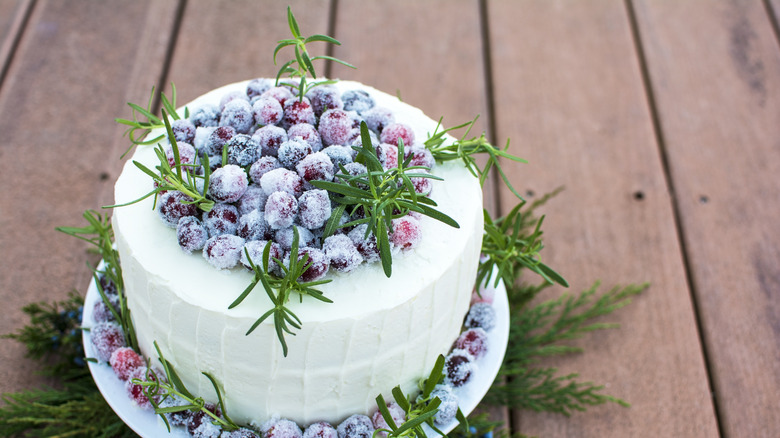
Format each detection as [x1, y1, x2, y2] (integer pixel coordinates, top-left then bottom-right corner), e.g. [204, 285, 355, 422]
[82, 271, 509, 437]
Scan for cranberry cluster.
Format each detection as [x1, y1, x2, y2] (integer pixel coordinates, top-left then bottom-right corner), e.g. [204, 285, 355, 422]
[158, 79, 435, 280]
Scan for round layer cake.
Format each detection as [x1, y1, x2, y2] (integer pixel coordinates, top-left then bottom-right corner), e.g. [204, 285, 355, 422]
[112, 79, 484, 425]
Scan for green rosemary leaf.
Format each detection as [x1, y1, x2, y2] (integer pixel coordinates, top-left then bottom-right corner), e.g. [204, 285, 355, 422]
[287, 6, 301, 39]
[310, 55, 356, 69]
[377, 221, 392, 277]
[422, 355, 446, 398]
[202, 372, 238, 429]
[246, 308, 276, 336]
[392, 386, 411, 412]
[376, 394, 399, 429]
[305, 34, 341, 45]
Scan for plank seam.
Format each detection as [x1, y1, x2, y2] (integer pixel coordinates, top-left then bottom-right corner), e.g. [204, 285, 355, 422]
[479, 0, 502, 217]
[623, 0, 724, 436]
[152, 0, 188, 113]
[762, 0, 780, 52]
[324, 0, 339, 79]
[0, 0, 36, 95]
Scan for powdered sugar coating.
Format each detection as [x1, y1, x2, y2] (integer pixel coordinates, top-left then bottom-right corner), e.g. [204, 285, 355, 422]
[236, 185, 269, 214]
[322, 145, 354, 168]
[323, 234, 363, 273]
[297, 189, 331, 230]
[291, 247, 329, 282]
[238, 209, 271, 241]
[171, 118, 196, 144]
[348, 224, 381, 263]
[429, 384, 459, 426]
[282, 97, 316, 129]
[260, 168, 303, 197]
[371, 402, 405, 437]
[221, 99, 254, 134]
[247, 78, 273, 100]
[240, 240, 283, 274]
[336, 414, 374, 438]
[253, 125, 288, 157]
[265, 191, 298, 230]
[262, 86, 295, 106]
[157, 191, 199, 228]
[464, 302, 496, 331]
[444, 349, 476, 387]
[209, 164, 249, 203]
[109, 347, 144, 381]
[253, 96, 284, 127]
[125, 366, 153, 409]
[219, 90, 250, 112]
[341, 89, 375, 114]
[274, 226, 317, 250]
[379, 123, 415, 148]
[190, 104, 220, 128]
[362, 106, 394, 134]
[206, 126, 237, 156]
[318, 109, 354, 147]
[306, 85, 343, 118]
[390, 216, 422, 250]
[226, 134, 261, 167]
[454, 327, 489, 359]
[177, 216, 208, 253]
[296, 152, 335, 187]
[204, 203, 240, 237]
[203, 234, 246, 270]
[303, 422, 338, 438]
[260, 417, 303, 438]
[278, 139, 313, 170]
[250, 156, 282, 183]
[287, 123, 323, 152]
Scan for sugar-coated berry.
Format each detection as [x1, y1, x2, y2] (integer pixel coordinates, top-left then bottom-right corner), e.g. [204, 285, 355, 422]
[158, 394, 191, 427]
[380, 123, 415, 148]
[470, 287, 495, 305]
[99, 275, 118, 297]
[454, 327, 489, 359]
[445, 349, 476, 387]
[340, 162, 368, 188]
[219, 89, 250, 112]
[171, 118, 196, 144]
[464, 302, 497, 331]
[202, 234, 246, 270]
[92, 295, 118, 323]
[165, 141, 198, 171]
[157, 191, 199, 227]
[298, 189, 331, 229]
[109, 347, 144, 381]
[253, 125, 288, 157]
[278, 139, 313, 170]
[323, 234, 363, 273]
[260, 417, 303, 438]
[429, 384, 459, 426]
[342, 89, 375, 114]
[371, 402, 405, 437]
[348, 224, 380, 263]
[209, 164, 249, 203]
[322, 145, 354, 168]
[222, 427, 261, 438]
[206, 126, 237, 156]
[380, 144, 399, 169]
[190, 104, 220, 128]
[306, 85, 343, 118]
[293, 247, 329, 282]
[238, 209, 271, 241]
[241, 240, 283, 273]
[221, 99, 254, 134]
[287, 123, 323, 152]
[177, 215, 209, 253]
[236, 185, 268, 214]
[265, 191, 298, 230]
[319, 109, 353, 146]
[226, 134, 261, 167]
[390, 216, 422, 250]
[337, 414, 374, 438]
[203, 203, 240, 237]
[275, 226, 317, 250]
[253, 96, 284, 126]
[303, 421, 338, 438]
[194, 126, 217, 155]
[250, 156, 282, 183]
[260, 168, 303, 197]
[125, 366, 153, 409]
[411, 171, 433, 195]
[362, 106, 394, 134]
[187, 403, 223, 438]
[262, 86, 295, 106]
[247, 78, 273, 100]
[296, 152, 334, 186]
[407, 146, 434, 168]
[282, 97, 315, 129]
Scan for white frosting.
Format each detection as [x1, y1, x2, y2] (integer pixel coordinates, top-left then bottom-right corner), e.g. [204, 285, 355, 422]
[113, 80, 483, 425]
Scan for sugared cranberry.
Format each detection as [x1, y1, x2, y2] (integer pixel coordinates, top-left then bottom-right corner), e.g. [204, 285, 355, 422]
[319, 109, 353, 146]
[260, 417, 303, 438]
[303, 421, 338, 438]
[296, 152, 334, 186]
[287, 123, 323, 152]
[226, 134, 260, 167]
[171, 118, 196, 144]
[165, 141, 198, 170]
[429, 384, 459, 426]
[158, 394, 191, 427]
[348, 224, 380, 263]
[203, 203, 240, 237]
[190, 104, 220, 128]
[237, 209, 270, 241]
[323, 235, 363, 273]
[194, 126, 217, 155]
[381, 144, 399, 169]
[470, 287, 495, 305]
[275, 226, 317, 250]
[247, 78, 273, 100]
[292, 247, 329, 282]
[464, 302, 496, 331]
[125, 366, 153, 409]
[157, 191, 199, 227]
[362, 106, 394, 134]
[260, 168, 304, 197]
[253, 125, 288, 157]
[209, 164, 249, 203]
[297, 189, 331, 229]
[220, 99, 254, 134]
[342, 89, 375, 114]
[205, 126, 237, 156]
[322, 145, 354, 168]
[306, 85, 343, 118]
[223, 427, 261, 438]
[177, 216, 208, 253]
[219, 90, 250, 112]
[282, 97, 315, 129]
[253, 96, 284, 126]
[278, 139, 313, 170]
[445, 350, 475, 387]
[454, 328, 489, 359]
[264, 191, 298, 230]
[411, 171, 433, 195]
[236, 185, 268, 214]
[98, 275, 118, 297]
[241, 240, 283, 273]
[250, 156, 282, 183]
[109, 347, 144, 381]
[390, 216, 422, 250]
[202, 235, 245, 270]
[261, 86, 295, 106]
[380, 123, 415, 148]
[336, 414, 374, 438]
[187, 403, 223, 437]
[407, 146, 434, 168]
[92, 294, 119, 323]
[372, 402, 405, 437]
[90, 322, 125, 362]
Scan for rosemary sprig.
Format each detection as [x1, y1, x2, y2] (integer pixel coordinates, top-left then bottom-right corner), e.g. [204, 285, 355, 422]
[115, 84, 187, 157]
[109, 108, 215, 213]
[312, 122, 459, 277]
[424, 116, 526, 200]
[134, 342, 240, 432]
[55, 210, 138, 352]
[273, 6, 355, 101]
[229, 228, 333, 356]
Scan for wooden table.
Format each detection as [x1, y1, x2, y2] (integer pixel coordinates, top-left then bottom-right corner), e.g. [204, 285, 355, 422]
[1, 0, 778, 436]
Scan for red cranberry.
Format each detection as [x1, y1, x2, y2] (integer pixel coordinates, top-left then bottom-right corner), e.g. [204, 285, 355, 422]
[380, 123, 415, 148]
[390, 216, 422, 250]
[109, 347, 144, 381]
[454, 328, 489, 359]
[90, 322, 125, 362]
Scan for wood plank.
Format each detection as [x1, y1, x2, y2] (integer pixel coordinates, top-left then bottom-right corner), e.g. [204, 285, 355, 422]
[0, 0, 179, 397]
[0, 0, 33, 85]
[330, 0, 506, 429]
[632, 0, 780, 435]
[486, 0, 719, 436]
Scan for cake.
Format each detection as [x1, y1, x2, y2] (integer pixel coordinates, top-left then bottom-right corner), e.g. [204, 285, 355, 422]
[111, 79, 484, 426]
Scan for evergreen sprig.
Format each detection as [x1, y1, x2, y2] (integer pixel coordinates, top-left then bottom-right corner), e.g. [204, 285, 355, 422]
[274, 6, 355, 101]
[115, 84, 187, 157]
[312, 122, 459, 277]
[229, 228, 333, 357]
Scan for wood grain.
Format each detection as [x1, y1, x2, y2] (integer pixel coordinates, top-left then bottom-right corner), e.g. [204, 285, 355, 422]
[632, 0, 780, 435]
[0, 0, 179, 398]
[486, 0, 719, 436]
